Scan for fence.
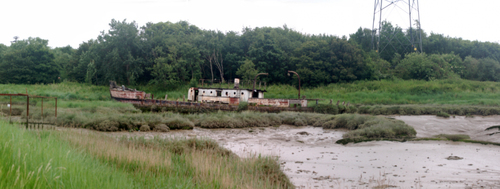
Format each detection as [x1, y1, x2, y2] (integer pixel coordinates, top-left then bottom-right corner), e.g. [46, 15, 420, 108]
[0, 93, 57, 129]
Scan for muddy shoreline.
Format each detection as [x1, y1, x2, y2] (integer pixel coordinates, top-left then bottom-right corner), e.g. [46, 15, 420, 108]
[106, 115, 500, 188]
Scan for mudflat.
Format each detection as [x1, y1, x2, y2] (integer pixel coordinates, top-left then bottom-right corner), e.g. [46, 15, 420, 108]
[108, 115, 500, 188]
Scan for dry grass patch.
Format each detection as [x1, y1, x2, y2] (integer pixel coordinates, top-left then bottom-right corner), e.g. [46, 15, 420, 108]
[58, 130, 172, 174]
[57, 129, 293, 188]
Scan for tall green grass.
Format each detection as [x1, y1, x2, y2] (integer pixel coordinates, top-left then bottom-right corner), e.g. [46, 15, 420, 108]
[3, 79, 500, 106]
[0, 82, 110, 101]
[266, 79, 500, 105]
[0, 121, 138, 189]
[0, 121, 293, 188]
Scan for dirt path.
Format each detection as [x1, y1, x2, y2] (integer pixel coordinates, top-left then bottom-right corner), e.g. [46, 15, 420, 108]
[107, 115, 500, 188]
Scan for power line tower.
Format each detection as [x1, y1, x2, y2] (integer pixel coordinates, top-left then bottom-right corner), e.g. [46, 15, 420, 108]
[372, 0, 423, 55]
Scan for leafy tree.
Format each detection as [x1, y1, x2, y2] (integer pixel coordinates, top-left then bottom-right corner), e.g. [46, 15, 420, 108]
[236, 59, 258, 82]
[85, 60, 97, 84]
[349, 27, 374, 52]
[97, 19, 144, 85]
[0, 37, 59, 84]
[396, 53, 451, 80]
[53, 45, 75, 80]
[477, 58, 500, 81]
[292, 37, 371, 87]
[462, 56, 480, 80]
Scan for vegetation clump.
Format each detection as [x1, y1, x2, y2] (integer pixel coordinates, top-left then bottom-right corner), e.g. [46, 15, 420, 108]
[330, 114, 416, 145]
[0, 120, 294, 188]
[436, 111, 451, 118]
[434, 134, 470, 141]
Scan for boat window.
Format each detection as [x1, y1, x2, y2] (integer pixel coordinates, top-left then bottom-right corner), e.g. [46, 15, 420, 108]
[225, 92, 228, 96]
[210, 91, 212, 94]
[203, 91, 205, 94]
[252, 91, 259, 98]
[241, 92, 244, 95]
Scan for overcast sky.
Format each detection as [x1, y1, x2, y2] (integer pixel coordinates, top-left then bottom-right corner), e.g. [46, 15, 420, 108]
[1, 0, 499, 48]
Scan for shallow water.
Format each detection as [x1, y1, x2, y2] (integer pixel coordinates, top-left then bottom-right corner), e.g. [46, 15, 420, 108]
[108, 115, 500, 188]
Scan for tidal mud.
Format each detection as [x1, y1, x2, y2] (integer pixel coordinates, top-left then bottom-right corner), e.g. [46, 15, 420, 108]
[107, 115, 500, 188]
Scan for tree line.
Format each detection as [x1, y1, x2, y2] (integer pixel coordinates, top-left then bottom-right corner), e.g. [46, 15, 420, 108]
[1, 19, 500, 88]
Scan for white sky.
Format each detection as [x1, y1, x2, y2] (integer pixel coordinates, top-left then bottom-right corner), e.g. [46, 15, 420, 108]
[1, 0, 499, 48]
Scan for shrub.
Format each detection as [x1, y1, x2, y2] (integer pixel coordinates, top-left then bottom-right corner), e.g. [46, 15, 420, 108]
[140, 125, 150, 131]
[436, 111, 450, 118]
[333, 115, 416, 144]
[238, 102, 248, 111]
[153, 124, 170, 132]
[313, 104, 338, 114]
[164, 117, 194, 130]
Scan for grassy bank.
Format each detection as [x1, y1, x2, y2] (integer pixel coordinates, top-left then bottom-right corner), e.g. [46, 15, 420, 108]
[0, 121, 138, 189]
[0, 121, 293, 188]
[132, 79, 500, 106]
[265, 79, 500, 105]
[3, 79, 500, 108]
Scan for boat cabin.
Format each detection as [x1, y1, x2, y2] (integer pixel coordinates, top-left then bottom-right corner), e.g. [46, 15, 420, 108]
[187, 79, 266, 104]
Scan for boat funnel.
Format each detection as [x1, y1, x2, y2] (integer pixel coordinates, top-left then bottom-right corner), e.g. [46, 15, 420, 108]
[234, 78, 240, 89]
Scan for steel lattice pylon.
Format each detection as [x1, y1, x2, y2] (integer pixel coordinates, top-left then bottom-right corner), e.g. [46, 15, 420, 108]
[372, 0, 423, 54]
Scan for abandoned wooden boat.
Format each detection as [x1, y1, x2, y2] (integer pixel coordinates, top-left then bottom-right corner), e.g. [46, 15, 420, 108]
[109, 81, 151, 103]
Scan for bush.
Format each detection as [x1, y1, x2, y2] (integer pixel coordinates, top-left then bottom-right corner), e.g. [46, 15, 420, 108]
[332, 115, 416, 144]
[163, 117, 194, 130]
[436, 111, 450, 118]
[238, 102, 248, 111]
[140, 125, 150, 131]
[313, 104, 338, 114]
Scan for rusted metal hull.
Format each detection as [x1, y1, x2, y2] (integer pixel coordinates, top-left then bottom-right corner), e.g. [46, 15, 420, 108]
[112, 97, 313, 113]
[110, 89, 147, 100]
[248, 98, 308, 107]
[198, 96, 240, 105]
[248, 98, 289, 107]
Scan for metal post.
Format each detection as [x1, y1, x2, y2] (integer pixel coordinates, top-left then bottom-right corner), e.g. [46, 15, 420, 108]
[371, 0, 378, 50]
[9, 96, 12, 123]
[26, 96, 29, 129]
[288, 71, 301, 99]
[41, 98, 44, 128]
[41, 98, 44, 117]
[253, 73, 269, 93]
[378, 0, 382, 53]
[417, 0, 423, 52]
[409, 0, 413, 51]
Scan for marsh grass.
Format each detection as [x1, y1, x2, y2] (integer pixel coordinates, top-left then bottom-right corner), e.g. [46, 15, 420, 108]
[436, 111, 451, 118]
[356, 104, 500, 116]
[61, 129, 293, 188]
[4, 80, 500, 117]
[328, 114, 416, 145]
[485, 125, 500, 131]
[0, 82, 110, 101]
[0, 121, 293, 188]
[0, 121, 138, 189]
[434, 134, 470, 141]
[266, 79, 500, 106]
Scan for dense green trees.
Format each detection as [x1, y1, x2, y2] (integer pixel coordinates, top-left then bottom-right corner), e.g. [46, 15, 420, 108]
[1, 20, 500, 87]
[0, 37, 60, 84]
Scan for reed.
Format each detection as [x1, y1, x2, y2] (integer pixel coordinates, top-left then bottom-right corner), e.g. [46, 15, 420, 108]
[0, 121, 294, 188]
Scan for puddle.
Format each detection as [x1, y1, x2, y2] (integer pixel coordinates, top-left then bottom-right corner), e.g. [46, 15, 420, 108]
[106, 116, 500, 188]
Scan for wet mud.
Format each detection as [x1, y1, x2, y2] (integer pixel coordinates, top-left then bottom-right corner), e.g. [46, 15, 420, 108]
[394, 115, 500, 143]
[107, 115, 500, 188]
